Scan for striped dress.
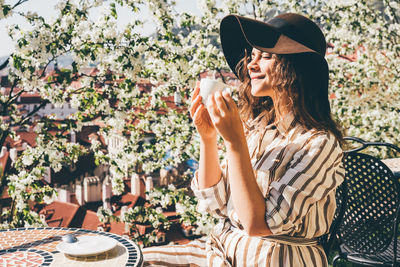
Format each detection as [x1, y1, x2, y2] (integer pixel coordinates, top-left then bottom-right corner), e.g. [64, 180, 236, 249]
[143, 113, 344, 266]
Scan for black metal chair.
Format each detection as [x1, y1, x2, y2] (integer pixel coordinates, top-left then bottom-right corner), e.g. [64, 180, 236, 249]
[331, 136, 400, 267]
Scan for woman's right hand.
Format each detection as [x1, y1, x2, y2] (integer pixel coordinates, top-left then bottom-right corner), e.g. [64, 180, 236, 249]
[190, 82, 217, 140]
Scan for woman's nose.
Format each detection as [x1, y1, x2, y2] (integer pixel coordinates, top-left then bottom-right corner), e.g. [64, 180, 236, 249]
[247, 59, 259, 72]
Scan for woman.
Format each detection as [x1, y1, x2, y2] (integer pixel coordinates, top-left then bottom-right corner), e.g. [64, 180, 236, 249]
[143, 12, 344, 267]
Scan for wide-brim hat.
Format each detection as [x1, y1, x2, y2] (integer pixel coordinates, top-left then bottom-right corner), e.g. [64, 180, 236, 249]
[219, 13, 329, 84]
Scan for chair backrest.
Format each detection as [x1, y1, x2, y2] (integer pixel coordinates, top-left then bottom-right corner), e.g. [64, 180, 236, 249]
[336, 137, 400, 254]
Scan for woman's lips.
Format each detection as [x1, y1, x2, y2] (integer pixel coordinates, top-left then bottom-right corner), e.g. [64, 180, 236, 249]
[251, 76, 265, 80]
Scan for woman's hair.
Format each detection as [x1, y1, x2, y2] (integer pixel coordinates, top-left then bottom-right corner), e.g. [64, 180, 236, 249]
[235, 50, 344, 144]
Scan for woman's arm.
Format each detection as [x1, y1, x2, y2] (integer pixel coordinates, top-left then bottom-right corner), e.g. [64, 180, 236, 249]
[190, 85, 222, 189]
[190, 84, 228, 218]
[225, 133, 272, 236]
[198, 134, 222, 189]
[207, 90, 272, 236]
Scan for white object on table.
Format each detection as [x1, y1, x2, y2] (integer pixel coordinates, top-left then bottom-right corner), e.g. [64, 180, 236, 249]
[56, 235, 117, 256]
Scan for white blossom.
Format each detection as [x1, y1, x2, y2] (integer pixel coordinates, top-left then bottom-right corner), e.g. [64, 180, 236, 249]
[1, 0, 399, 228]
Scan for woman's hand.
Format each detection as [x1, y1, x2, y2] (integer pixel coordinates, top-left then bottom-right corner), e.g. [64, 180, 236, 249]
[190, 82, 217, 140]
[207, 90, 245, 146]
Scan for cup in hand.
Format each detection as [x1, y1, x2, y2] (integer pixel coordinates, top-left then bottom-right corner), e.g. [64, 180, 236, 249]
[199, 78, 227, 105]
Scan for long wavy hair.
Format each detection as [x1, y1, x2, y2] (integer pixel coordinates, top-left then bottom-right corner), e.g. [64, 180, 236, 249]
[235, 50, 344, 144]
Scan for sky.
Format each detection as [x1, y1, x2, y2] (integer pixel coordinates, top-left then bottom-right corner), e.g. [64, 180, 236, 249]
[0, 0, 200, 56]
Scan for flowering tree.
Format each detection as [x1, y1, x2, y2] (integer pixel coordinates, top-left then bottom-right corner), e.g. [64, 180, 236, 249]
[0, 0, 399, 228]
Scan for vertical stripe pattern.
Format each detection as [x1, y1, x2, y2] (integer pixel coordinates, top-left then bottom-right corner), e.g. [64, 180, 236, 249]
[143, 113, 344, 266]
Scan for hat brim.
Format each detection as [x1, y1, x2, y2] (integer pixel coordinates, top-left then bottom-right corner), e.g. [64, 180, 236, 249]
[220, 15, 328, 79]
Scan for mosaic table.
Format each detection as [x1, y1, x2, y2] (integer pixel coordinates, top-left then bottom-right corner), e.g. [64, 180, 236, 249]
[382, 157, 400, 175]
[0, 227, 143, 267]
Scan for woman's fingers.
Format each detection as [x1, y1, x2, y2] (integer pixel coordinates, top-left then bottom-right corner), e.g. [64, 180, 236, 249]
[190, 81, 200, 102]
[190, 95, 202, 117]
[214, 91, 229, 114]
[191, 95, 213, 127]
[192, 104, 202, 123]
[222, 90, 233, 104]
[207, 91, 228, 119]
[191, 86, 200, 102]
[221, 89, 237, 111]
[206, 94, 217, 118]
[193, 104, 208, 125]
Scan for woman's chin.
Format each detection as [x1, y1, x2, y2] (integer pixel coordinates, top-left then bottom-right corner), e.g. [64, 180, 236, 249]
[251, 81, 268, 96]
[250, 84, 273, 97]
[250, 88, 263, 97]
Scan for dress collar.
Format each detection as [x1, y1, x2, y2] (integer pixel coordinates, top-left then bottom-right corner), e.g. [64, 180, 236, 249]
[274, 112, 296, 137]
[248, 112, 296, 137]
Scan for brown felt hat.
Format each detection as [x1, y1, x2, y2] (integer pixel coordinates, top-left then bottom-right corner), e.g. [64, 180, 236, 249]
[220, 13, 329, 81]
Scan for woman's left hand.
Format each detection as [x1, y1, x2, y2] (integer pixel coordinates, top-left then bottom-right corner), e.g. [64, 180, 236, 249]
[206, 90, 245, 145]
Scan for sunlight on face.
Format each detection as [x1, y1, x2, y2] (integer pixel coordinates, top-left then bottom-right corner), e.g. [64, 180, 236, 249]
[247, 48, 276, 98]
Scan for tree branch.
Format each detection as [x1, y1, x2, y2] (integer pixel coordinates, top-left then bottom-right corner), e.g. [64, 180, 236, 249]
[11, 0, 29, 10]
[39, 57, 56, 78]
[0, 57, 9, 71]
[252, 3, 257, 19]
[6, 80, 19, 106]
[5, 88, 25, 107]
[216, 68, 226, 84]
[19, 100, 49, 125]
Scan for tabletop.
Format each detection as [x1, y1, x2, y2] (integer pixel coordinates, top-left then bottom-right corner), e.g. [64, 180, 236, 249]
[0, 227, 143, 267]
[382, 157, 400, 175]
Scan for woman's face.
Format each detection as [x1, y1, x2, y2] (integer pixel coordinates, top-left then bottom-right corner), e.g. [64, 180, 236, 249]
[247, 48, 276, 98]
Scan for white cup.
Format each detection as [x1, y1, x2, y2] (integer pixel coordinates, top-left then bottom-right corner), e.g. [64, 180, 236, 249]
[199, 78, 227, 105]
